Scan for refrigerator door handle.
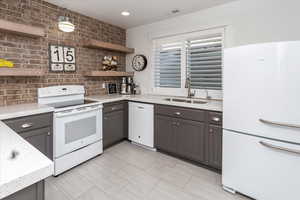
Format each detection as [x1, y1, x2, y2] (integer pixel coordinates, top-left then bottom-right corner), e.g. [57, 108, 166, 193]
[259, 118, 300, 129]
[259, 141, 300, 155]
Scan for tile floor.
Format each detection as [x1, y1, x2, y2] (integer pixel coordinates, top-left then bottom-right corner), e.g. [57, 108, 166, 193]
[45, 141, 250, 200]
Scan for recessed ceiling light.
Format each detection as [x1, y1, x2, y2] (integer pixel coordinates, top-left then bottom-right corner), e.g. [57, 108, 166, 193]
[121, 11, 130, 16]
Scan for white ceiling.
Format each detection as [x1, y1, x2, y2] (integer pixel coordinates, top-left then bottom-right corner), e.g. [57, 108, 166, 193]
[45, 0, 237, 29]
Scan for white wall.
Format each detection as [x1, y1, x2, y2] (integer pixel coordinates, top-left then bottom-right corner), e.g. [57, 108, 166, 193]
[126, 0, 300, 98]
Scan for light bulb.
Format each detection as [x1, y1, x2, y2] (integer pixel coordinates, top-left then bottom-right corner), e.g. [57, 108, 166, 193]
[58, 16, 75, 32]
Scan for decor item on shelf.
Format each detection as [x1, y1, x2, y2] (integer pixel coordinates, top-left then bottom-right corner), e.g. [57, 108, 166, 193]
[49, 44, 76, 72]
[58, 16, 75, 33]
[0, 59, 14, 68]
[102, 56, 118, 71]
[132, 54, 147, 71]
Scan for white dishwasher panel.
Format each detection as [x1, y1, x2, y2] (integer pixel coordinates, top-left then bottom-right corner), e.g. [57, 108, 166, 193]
[129, 102, 154, 148]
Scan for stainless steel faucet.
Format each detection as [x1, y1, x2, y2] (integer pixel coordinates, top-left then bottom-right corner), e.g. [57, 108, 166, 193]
[185, 78, 195, 98]
[205, 89, 212, 100]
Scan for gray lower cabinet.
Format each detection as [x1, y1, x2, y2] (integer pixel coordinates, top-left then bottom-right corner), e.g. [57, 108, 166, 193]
[155, 115, 177, 154]
[3, 113, 53, 160]
[19, 127, 53, 160]
[103, 101, 127, 149]
[206, 125, 222, 169]
[155, 104, 222, 170]
[3, 181, 44, 200]
[176, 118, 206, 163]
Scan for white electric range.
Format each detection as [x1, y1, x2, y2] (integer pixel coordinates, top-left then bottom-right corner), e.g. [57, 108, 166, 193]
[38, 85, 103, 175]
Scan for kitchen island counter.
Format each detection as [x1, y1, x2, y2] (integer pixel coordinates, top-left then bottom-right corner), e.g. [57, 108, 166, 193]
[0, 121, 53, 199]
[0, 103, 54, 121]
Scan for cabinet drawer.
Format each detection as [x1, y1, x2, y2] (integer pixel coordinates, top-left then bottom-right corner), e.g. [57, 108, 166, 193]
[208, 111, 222, 125]
[3, 113, 52, 133]
[103, 102, 124, 113]
[155, 105, 205, 122]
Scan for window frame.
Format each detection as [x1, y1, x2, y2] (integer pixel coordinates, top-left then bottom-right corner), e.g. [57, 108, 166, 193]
[152, 28, 224, 96]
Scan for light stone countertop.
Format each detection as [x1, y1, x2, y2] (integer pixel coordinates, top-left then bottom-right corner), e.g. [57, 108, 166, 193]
[0, 121, 53, 199]
[0, 93, 221, 199]
[86, 94, 223, 112]
[0, 103, 54, 120]
[0, 103, 54, 198]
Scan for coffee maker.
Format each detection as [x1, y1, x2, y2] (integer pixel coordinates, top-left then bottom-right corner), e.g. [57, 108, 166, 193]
[120, 77, 135, 95]
[127, 77, 133, 94]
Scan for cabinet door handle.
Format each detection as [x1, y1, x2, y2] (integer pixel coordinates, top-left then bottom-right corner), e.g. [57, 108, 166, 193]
[174, 112, 181, 116]
[21, 123, 33, 129]
[77, 107, 87, 111]
[111, 107, 116, 111]
[260, 141, 300, 155]
[212, 117, 220, 122]
[47, 132, 51, 136]
[138, 106, 144, 109]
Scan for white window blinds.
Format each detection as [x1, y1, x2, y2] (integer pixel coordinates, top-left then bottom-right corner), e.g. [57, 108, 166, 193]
[154, 42, 182, 88]
[186, 33, 223, 90]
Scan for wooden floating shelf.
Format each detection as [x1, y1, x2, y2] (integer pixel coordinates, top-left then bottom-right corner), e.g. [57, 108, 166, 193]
[0, 68, 46, 77]
[84, 71, 134, 77]
[83, 39, 135, 54]
[0, 19, 45, 38]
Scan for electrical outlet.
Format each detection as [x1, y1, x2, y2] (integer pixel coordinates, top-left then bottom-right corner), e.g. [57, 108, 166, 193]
[102, 83, 106, 89]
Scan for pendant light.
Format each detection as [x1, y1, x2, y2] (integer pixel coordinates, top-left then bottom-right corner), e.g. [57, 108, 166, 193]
[58, 16, 75, 33]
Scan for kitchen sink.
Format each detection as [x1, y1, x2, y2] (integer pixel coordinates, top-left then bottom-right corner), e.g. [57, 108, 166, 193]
[164, 98, 192, 103]
[193, 100, 208, 104]
[164, 98, 208, 104]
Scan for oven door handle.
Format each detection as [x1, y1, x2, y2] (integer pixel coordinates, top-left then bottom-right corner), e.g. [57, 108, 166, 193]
[55, 106, 101, 118]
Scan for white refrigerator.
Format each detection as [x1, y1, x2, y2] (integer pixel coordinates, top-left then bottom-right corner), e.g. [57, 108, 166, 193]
[223, 41, 300, 200]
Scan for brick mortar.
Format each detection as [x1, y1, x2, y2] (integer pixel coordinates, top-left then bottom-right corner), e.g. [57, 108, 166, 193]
[0, 0, 127, 106]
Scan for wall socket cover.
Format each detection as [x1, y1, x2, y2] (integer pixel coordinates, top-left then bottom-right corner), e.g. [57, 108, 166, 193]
[102, 83, 106, 89]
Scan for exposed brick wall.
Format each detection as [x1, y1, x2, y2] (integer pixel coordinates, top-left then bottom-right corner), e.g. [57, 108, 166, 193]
[0, 0, 126, 106]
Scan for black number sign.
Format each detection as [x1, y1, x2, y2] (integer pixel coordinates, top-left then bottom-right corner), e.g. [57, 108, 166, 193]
[49, 45, 76, 72]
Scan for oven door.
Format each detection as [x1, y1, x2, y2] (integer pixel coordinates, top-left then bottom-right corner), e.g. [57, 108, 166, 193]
[54, 105, 102, 158]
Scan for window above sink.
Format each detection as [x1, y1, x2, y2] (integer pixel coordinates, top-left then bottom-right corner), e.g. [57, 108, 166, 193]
[152, 28, 224, 98]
